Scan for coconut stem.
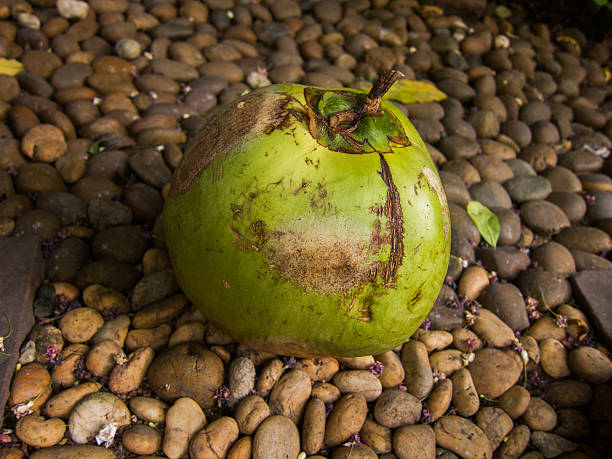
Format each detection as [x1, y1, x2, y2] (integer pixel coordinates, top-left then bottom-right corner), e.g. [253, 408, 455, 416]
[329, 70, 405, 133]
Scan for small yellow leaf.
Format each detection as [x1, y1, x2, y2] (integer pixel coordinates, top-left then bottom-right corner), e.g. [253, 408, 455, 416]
[417, 5, 444, 17]
[0, 58, 23, 76]
[556, 36, 581, 55]
[384, 79, 447, 104]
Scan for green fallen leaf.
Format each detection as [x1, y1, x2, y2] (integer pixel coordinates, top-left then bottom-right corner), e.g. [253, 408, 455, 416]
[384, 79, 447, 104]
[466, 201, 500, 248]
[0, 58, 23, 76]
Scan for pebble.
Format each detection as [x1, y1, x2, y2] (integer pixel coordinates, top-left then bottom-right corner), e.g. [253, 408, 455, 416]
[29, 446, 115, 459]
[568, 346, 612, 384]
[269, 368, 311, 424]
[147, 342, 224, 409]
[456, 265, 489, 299]
[189, 416, 239, 459]
[417, 330, 453, 352]
[469, 155, 514, 182]
[475, 246, 530, 280]
[451, 329, 482, 353]
[472, 308, 517, 347]
[522, 269, 573, 309]
[428, 349, 464, 377]
[543, 166, 582, 192]
[526, 317, 567, 342]
[332, 370, 382, 402]
[122, 424, 162, 455]
[468, 348, 522, 399]
[494, 208, 522, 245]
[520, 395, 556, 439]
[449, 203, 481, 243]
[424, 379, 453, 422]
[554, 225, 612, 253]
[438, 135, 481, 160]
[15, 415, 66, 448]
[469, 180, 513, 209]
[539, 338, 571, 379]
[108, 346, 155, 394]
[504, 176, 552, 202]
[301, 398, 326, 455]
[373, 351, 404, 389]
[373, 388, 422, 428]
[43, 381, 102, 419]
[546, 191, 587, 223]
[531, 431, 577, 458]
[554, 408, 590, 440]
[86, 340, 124, 377]
[474, 406, 513, 449]
[531, 241, 576, 276]
[163, 397, 207, 459]
[68, 392, 131, 444]
[571, 249, 612, 270]
[478, 283, 530, 331]
[128, 396, 168, 423]
[498, 385, 531, 419]
[450, 368, 479, 417]
[393, 424, 436, 459]
[58, 307, 104, 343]
[92, 224, 148, 264]
[496, 424, 531, 458]
[520, 200, 570, 235]
[400, 340, 433, 399]
[324, 394, 368, 447]
[434, 415, 493, 459]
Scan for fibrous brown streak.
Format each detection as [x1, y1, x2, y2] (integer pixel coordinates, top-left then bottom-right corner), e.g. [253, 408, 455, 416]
[168, 91, 292, 199]
[371, 154, 404, 283]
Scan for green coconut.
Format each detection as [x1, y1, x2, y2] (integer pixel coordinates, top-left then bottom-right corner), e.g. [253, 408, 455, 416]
[163, 71, 451, 357]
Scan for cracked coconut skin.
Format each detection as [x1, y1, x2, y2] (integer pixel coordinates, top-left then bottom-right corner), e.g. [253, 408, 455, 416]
[163, 73, 450, 357]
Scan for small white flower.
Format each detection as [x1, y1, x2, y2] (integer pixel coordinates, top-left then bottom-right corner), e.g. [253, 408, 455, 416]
[92, 97, 102, 105]
[0, 337, 4, 353]
[583, 144, 610, 158]
[246, 69, 271, 89]
[520, 349, 529, 365]
[18, 340, 36, 365]
[95, 421, 118, 447]
[462, 352, 475, 366]
[115, 353, 128, 366]
[494, 35, 510, 49]
[453, 31, 466, 42]
[11, 400, 34, 419]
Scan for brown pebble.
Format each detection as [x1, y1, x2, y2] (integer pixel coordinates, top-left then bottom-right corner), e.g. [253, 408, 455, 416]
[392, 424, 436, 459]
[324, 393, 368, 448]
[122, 424, 162, 455]
[451, 368, 479, 417]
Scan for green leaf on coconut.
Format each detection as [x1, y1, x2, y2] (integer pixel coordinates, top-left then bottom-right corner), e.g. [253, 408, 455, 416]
[384, 79, 446, 104]
[466, 201, 500, 248]
[0, 58, 23, 76]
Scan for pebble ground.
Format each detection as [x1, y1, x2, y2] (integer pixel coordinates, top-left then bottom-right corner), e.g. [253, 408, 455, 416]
[1, 0, 611, 458]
